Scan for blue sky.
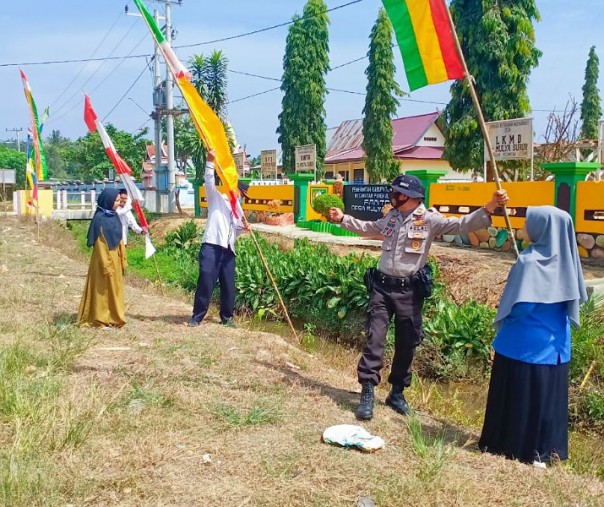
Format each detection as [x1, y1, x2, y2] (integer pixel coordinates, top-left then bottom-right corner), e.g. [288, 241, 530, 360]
[1, 0, 602, 158]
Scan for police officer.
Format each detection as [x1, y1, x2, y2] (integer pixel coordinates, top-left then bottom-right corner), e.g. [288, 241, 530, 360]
[328, 174, 508, 420]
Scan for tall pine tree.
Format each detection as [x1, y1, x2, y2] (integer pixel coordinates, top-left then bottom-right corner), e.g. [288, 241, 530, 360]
[277, 0, 330, 175]
[443, 0, 541, 172]
[362, 8, 402, 184]
[580, 46, 601, 140]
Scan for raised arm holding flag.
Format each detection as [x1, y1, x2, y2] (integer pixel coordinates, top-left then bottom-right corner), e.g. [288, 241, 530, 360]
[382, 0, 518, 257]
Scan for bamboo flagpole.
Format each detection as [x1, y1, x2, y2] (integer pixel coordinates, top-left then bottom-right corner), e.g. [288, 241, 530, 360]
[443, 6, 520, 258]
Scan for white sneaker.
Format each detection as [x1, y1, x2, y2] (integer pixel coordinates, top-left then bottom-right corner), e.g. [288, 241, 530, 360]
[532, 460, 547, 469]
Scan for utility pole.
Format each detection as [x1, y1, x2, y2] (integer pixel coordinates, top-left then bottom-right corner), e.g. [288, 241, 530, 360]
[5, 127, 23, 152]
[153, 9, 163, 213]
[164, 0, 177, 213]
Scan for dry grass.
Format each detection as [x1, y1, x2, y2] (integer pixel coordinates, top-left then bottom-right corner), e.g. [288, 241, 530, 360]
[0, 216, 603, 506]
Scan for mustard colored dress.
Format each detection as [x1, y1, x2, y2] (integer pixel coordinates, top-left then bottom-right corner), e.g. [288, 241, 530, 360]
[78, 234, 127, 328]
[78, 188, 127, 328]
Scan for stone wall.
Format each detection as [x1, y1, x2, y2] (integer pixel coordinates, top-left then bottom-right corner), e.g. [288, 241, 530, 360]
[438, 228, 604, 262]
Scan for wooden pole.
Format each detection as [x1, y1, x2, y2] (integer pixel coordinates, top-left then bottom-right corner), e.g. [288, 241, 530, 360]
[444, 7, 519, 258]
[241, 216, 299, 341]
[151, 253, 165, 295]
[579, 360, 597, 390]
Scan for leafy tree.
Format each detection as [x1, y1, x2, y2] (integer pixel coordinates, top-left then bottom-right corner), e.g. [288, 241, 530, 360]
[443, 0, 541, 172]
[362, 8, 402, 184]
[277, 0, 330, 176]
[44, 130, 78, 180]
[68, 124, 149, 181]
[580, 46, 601, 140]
[0, 146, 27, 188]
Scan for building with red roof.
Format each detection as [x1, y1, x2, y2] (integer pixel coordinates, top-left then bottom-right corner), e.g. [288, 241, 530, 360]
[324, 111, 466, 183]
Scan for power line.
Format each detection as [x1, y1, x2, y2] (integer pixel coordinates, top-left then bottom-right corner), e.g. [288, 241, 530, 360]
[0, 0, 366, 68]
[49, 10, 123, 109]
[48, 32, 150, 127]
[103, 63, 150, 122]
[52, 20, 141, 118]
[177, 0, 366, 48]
[227, 87, 281, 104]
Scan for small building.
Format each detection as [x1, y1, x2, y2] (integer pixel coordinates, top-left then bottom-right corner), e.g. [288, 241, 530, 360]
[141, 144, 188, 190]
[324, 111, 467, 183]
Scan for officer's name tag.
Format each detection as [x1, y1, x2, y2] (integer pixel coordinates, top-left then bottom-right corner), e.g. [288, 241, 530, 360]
[408, 225, 429, 239]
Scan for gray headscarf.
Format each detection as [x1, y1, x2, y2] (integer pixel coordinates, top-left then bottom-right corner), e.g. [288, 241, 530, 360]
[494, 205, 588, 330]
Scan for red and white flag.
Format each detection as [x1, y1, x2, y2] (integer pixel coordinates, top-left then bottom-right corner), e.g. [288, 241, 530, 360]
[84, 95, 155, 258]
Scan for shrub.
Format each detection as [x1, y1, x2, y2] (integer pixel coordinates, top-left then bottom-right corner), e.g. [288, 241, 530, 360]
[163, 221, 200, 251]
[312, 194, 344, 218]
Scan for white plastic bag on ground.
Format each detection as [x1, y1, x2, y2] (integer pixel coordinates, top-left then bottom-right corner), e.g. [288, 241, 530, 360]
[322, 424, 385, 452]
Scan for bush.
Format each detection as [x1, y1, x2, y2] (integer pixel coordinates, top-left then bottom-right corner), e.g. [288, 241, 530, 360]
[163, 221, 200, 252]
[312, 193, 344, 218]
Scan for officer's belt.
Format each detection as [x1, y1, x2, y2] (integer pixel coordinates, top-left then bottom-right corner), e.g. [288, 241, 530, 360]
[374, 269, 412, 289]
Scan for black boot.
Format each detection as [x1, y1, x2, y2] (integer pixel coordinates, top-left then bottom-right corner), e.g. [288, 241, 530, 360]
[355, 381, 375, 421]
[385, 384, 411, 415]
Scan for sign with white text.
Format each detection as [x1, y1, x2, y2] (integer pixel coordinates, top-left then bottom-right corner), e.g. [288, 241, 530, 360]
[233, 152, 245, 176]
[261, 149, 277, 178]
[295, 144, 316, 172]
[484, 118, 533, 161]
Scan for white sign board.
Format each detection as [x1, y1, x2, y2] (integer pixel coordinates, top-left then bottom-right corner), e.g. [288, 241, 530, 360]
[261, 149, 277, 178]
[0, 169, 16, 185]
[295, 144, 316, 172]
[233, 152, 245, 175]
[484, 117, 533, 161]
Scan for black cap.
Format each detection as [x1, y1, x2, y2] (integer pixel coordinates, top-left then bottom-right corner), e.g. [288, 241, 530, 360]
[238, 181, 250, 196]
[391, 174, 424, 199]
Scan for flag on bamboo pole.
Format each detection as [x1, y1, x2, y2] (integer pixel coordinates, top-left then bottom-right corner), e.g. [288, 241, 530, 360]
[133, 0, 241, 217]
[25, 133, 38, 205]
[382, 0, 464, 91]
[83, 95, 156, 258]
[19, 69, 48, 180]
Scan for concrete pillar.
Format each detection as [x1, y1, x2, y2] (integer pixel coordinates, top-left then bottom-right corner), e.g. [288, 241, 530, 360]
[286, 173, 315, 222]
[405, 169, 448, 207]
[541, 162, 600, 221]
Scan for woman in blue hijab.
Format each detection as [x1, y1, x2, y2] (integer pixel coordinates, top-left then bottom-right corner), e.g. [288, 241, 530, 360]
[78, 189, 127, 328]
[479, 206, 588, 467]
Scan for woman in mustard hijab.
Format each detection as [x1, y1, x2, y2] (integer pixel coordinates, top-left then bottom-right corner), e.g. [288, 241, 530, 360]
[78, 188, 127, 328]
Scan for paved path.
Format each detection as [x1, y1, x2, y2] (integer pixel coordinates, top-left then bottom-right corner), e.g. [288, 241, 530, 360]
[586, 277, 604, 300]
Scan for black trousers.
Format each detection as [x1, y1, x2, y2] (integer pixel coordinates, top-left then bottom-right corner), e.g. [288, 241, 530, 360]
[357, 280, 424, 387]
[191, 243, 236, 324]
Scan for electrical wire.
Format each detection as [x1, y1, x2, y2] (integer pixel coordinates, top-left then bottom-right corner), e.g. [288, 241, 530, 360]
[176, 0, 366, 48]
[49, 10, 123, 109]
[103, 62, 150, 122]
[0, 0, 366, 68]
[48, 31, 150, 127]
[51, 19, 140, 118]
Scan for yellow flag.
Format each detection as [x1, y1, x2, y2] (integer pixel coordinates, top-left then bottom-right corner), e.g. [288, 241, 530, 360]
[177, 76, 239, 212]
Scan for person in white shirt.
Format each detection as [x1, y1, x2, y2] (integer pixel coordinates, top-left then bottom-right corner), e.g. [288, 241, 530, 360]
[189, 150, 250, 327]
[116, 190, 144, 246]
